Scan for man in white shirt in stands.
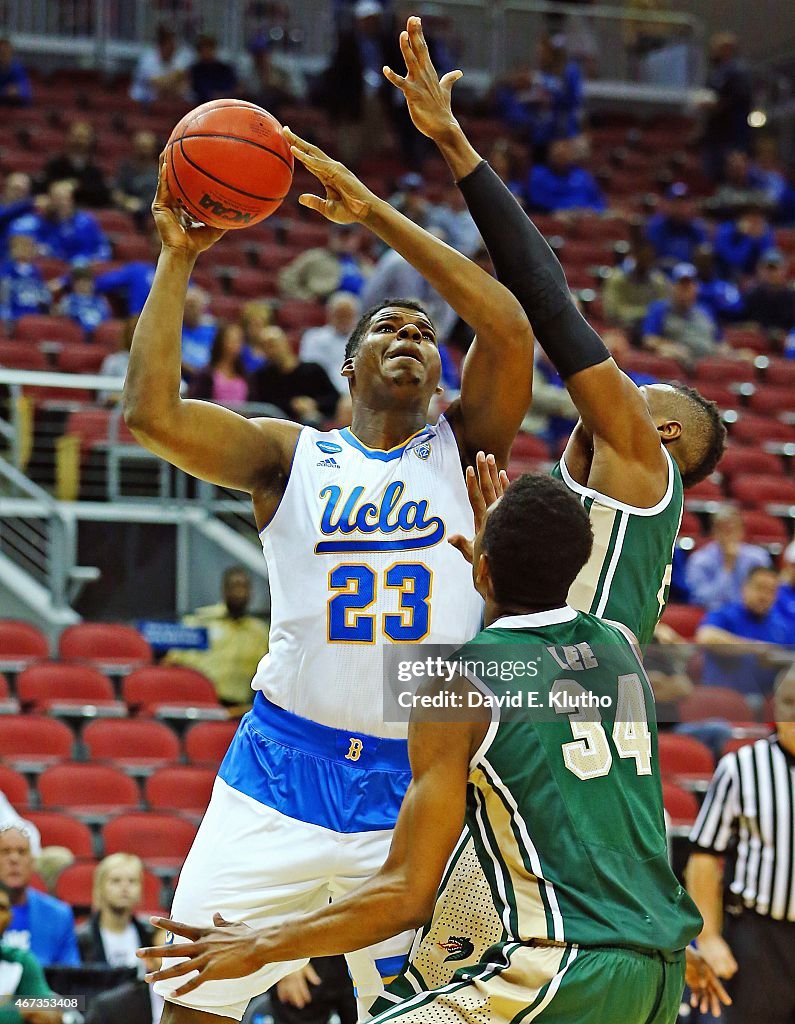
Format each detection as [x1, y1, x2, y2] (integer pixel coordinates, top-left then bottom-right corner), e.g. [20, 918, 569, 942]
[298, 291, 361, 400]
[130, 26, 193, 105]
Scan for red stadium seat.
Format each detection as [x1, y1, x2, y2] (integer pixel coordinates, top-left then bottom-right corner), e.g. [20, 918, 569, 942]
[58, 623, 152, 670]
[93, 209, 136, 235]
[678, 686, 752, 724]
[722, 735, 770, 756]
[145, 766, 215, 817]
[53, 861, 98, 908]
[748, 386, 794, 416]
[206, 295, 243, 321]
[657, 733, 714, 786]
[0, 716, 73, 770]
[693, 383, 737, 410]
[228, 268, 278, 299]
[662, 781, 700, 828]
[56, 344, 107, 374]
[684, 477, 723, 503]
[0, 620, 49, 667]
[730, 414, 795, 446]
[15, 316, 84, 346]
[112, 236, 151, 262]
[723, 327, 770, 354]
[740, 511, 789, 548]
[677, 511, 702, 541]
[64, 410, 138, 458]
[763, 358, 795, 388]
[93, 319, 126, 350]
[103, 813, 197, 872]
[38, 763, 140, 820]
[184, 720, 238, 767]
[618, 352, 682, 380]
[123, 666, 220, 717]
[660, 603, 705, 641]
[510, 434, 550, 460]
[82, 719, 181, 773]
[283, 221, 332, 249]
[718, 447, 781, 480]
[731, 474, 795, 509]
[16, 662, 121, 715]
[695, 357, 755, 384]
[0, 341, 48, 371]
[0, 766, 30, 810]
[25, 812, 94, 859]
[276, 300, 327, 331]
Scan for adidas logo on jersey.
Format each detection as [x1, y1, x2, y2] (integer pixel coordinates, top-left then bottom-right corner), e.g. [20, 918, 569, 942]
[317, 457, 340, 469]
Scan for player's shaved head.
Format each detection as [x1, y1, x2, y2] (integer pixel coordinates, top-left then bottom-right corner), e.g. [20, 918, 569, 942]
[479, 474, 593, 609]
[643, 383, 726, 488]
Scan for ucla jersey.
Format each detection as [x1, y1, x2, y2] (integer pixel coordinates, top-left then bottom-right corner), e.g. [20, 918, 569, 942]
[252, 417, 484, 738]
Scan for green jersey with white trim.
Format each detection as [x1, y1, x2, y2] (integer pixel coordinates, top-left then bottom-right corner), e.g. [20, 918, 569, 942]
[462, 608, 701, 953]
[550, 447, 683, 644]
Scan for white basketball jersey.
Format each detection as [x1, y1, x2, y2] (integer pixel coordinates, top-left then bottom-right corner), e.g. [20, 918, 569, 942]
[253, 417, 484, 738]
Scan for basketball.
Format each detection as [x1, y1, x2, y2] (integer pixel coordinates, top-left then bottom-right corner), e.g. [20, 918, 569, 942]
[164, 98, 294, 230]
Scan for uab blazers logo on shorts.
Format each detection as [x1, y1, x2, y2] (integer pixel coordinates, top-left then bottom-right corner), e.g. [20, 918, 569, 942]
[437, 936, 474, 962]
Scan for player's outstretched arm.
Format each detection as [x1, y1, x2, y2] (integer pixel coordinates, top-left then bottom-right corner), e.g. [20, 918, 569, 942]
[387, 18, 666, 481]
[123, 162, 300, 516]
[139, 687, 481, 994]
[285, 128, 534, 466]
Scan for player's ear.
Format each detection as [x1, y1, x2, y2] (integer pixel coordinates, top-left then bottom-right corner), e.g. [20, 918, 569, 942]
[341, 358, 355, 379]
[474, 552, 493, 599]
[657, 418, 683, 443]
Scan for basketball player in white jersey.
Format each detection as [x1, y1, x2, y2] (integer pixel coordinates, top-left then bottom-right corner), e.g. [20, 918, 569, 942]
[123, 135, 534, 1024]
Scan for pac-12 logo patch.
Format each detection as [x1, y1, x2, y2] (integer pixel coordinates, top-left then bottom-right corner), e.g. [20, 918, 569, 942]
[438, 936, 474, 962]
[316, 441, 343, 455]
[413, 442, 432, 460]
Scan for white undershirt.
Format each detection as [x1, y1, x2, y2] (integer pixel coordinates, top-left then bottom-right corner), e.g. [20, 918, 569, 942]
[100, 923, 140, 967]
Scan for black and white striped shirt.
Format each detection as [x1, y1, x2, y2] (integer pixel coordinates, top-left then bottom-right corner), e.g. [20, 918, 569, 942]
[690, 736, 795, 922]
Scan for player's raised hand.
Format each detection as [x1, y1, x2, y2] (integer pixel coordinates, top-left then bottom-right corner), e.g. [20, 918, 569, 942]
[685, 946, 732, 1018]
[283, 128, 375, 225]
[383, 16, 463, 141]
[151, 155, 226, 259]
[449, 452, 509, 563]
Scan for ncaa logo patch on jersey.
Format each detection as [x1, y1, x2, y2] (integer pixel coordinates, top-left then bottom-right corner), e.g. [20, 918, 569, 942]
[316, 440, 343, 455]
[413, 441, 432, 460]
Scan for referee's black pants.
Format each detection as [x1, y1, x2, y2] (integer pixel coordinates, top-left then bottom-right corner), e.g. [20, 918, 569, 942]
[724, 911, 795, 1023]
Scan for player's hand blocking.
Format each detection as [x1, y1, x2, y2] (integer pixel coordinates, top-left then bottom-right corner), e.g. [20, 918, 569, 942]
[383, 17, 463, 141]
[152, 155, 226, 260]
[449, 451, 509, 564]
[283, 128, 375, 225]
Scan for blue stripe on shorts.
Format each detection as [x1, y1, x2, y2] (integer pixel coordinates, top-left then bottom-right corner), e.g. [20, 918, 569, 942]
[218, 694, 411, 833]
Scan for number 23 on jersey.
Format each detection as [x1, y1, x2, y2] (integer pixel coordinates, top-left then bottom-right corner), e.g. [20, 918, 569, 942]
[327, 562, 432, 643]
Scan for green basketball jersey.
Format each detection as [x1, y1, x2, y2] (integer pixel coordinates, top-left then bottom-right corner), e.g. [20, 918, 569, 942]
[460, 608, 701, 954]
[550, 448, 683, 644]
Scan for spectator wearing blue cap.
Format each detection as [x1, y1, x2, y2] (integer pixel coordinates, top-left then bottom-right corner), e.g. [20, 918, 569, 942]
[714, 205, 776, 280]
[646, 183, 709, 266]
[525, 138, 606, 213]
[642, 262, 721, 364]
[742, 249, 795, 337]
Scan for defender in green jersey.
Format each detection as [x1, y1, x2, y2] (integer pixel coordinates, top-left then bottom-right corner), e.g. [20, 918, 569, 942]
[144, 473, 722, 1022]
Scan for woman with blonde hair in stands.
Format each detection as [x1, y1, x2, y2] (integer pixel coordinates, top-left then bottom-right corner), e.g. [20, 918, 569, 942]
[240, 300, 273, 374]
[76, 853, 154, 968]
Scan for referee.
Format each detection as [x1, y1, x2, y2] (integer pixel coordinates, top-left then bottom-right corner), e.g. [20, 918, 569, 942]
[686, 666, 795, 1023]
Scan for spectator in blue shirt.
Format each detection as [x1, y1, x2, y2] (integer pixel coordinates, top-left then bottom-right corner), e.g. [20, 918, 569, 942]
[695, 566, 790, 698]
[714, 206, 776, 279]
[776, 542, 795, 629]
[646, 182, 709, 266]
[57, 265, 112, 335]
[692, 244, 744, 322]
[95, 231, 159, 316]
[189, 35, 238, 105]
[0, 173, 35, 258]
[742, 248, 795, 337]
[0, 38, 32, 106]
[11, 181, 110, 265]
[685, 507, 771, 610]
[181, 286, 216, 376]
[0, 824, 80, 967]
[525, 138, 606, 213]
[642, 262, 720, 364]
[0, 233, 50, 322]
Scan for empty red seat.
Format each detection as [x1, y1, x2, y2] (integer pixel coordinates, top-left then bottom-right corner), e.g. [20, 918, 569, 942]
[123, 666, 219, 715]
[16, 662, 120, 714]
[763, 358, 795, 388]
[678, 686, 752, 724]
[184, 720, 238, 767]
[283, 221, 332, 249]
[730, 414, 795, 446]
[0, 766, 30, 809]
[660, 603, 705, 641]
[93, 319, 126, 350]
[58, 623, 152, 669]
[723, 327, 770, 354]
[722, 735, 769, 756]
[718, 447, 781, 480]
[54, 861, 98, 908]
[740, 510, 789, 548]
[677, 510, 701, 541]
[15, 315, 84, 345]
[145, 767, 215, 816]
[228, 268, 277, 299]
[662, 781, 700, 828]
[82, 719, 181, 772]
[695, 357, 755, 384]
[276, 300, 327, 331]
[510, 434, 550, 460]
[25, 812, 94, 858]
[618, 352, 682, 380]
[0, 341, 48, 370]
[731, 474, 795, 509]
[94, 209, 136, 235]
[684, 477, 723, 503]
[207, 295, 243, 321]
[0, 620, 49, 665]
[57, 344, 107, 374]
[748, 386, 794, 416]
[112, 236, 151, 261]
[103, 812, 197, 872]
[38, 763, 140, 819]
[657, 733, 714, 785]
[0, 716, 73, 769]
[693, 383, 737, 410]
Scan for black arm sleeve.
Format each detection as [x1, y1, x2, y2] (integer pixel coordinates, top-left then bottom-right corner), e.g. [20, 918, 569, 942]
[457, 160, 610, 380]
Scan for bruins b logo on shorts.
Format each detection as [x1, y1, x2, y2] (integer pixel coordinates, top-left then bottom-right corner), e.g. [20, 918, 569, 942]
[345, 737, 364, 761]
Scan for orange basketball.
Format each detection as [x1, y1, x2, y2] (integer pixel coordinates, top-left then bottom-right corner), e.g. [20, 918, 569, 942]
[165, 99, 294, 229]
